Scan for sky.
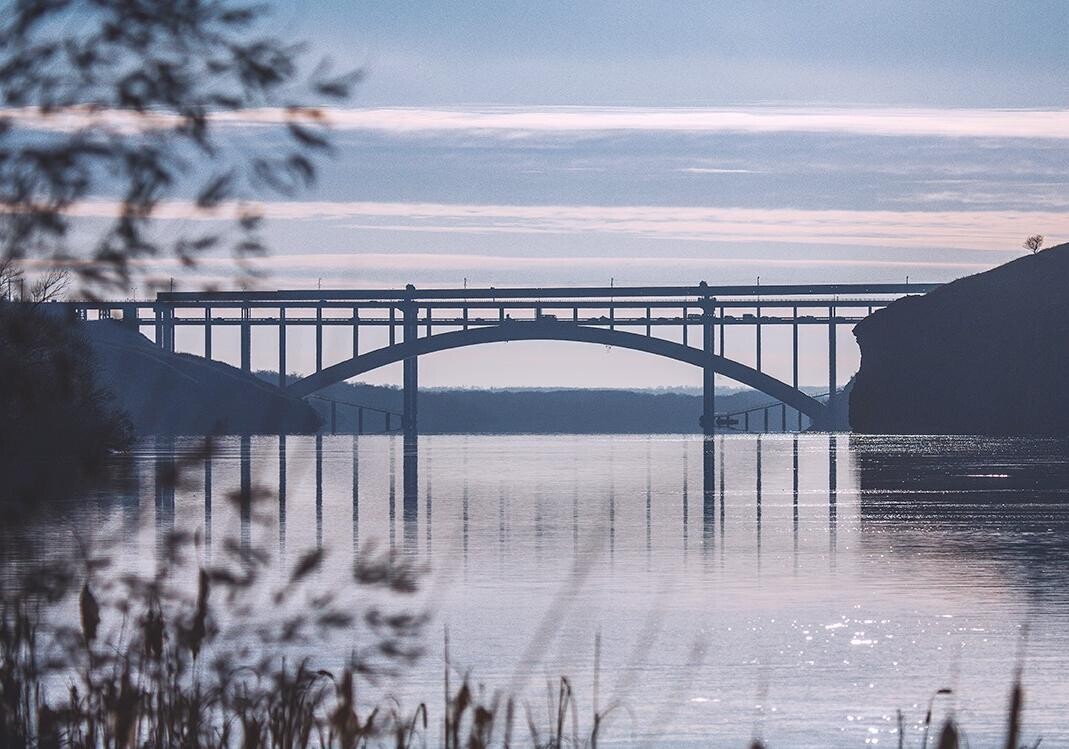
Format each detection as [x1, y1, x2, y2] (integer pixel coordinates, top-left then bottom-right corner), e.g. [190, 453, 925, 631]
[81, 2, 1069, 388]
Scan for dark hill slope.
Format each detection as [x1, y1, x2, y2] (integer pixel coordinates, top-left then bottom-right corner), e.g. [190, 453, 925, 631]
[850, 243, 1069, 435]
[86, 320, 319, 435]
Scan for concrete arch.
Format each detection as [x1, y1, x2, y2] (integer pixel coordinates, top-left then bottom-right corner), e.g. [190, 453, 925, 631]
[287, 322, 827, 421]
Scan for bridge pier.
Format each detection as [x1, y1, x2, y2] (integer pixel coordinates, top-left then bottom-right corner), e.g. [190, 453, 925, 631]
[827, 308, 837, 412]
[278, 308, 287, 388]
[352, 308, 360, 356]
[794, 307, 802, 430]
[120, 303, 138, 332]
[240, 305, 251, 372]
[756, 305, 762, 372]
[156, 304, 175, 352]
[204, 306, 212, 359]
[701, 294, 715, 436]
[315, 307, 323, 373]
[402, 295, 419, 439]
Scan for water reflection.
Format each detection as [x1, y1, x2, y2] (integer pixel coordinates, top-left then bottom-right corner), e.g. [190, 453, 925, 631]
[403, 434, 418, 553]
[315, 434, 323, 548]
[680, 443, 687, 555]
[425, 439, 432, 550]
[194, 434, 852, 569]
[609, 440, 616, 559]
[792, 436, 799, 570]
[702, 437, 714, 547]
[203, 442, 213, 550]
[461, 439, 469, 564]
[153, 435, 175, 559]
[241, 434, 252, 549]
[828, 434, 837, 558]
[351, 434, 359, 552]
[854, 435, 1069, 589]
[388, 437, 396, 550]
[15, 434, 1069, 748]
[756, 435, 763, 564]
[138, 432, 1069, 597]
[278, 434, 287, 556]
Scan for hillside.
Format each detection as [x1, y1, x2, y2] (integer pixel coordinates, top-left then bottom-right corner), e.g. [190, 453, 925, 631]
[850, 242, 1069, 434]
[86, 321, 320, 435]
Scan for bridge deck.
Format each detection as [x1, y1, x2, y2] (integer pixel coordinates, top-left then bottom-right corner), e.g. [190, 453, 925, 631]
[153, 281, 939, 303]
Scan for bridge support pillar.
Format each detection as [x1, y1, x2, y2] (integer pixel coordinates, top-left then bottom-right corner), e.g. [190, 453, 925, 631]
[402, 297, 418, 439]
[240, 305, 251, 373]
[204, 306, 212, 359]
[755, 305, 762, 372]
[701, 294, 715, 436]
[315, 307, 323, 373]
[278, 308, 287, 388]
[827, 309, 837, 413]
[120, 304, 138, 331]
[156, 304, 175, 352]
[164, 307, 175, 352]
[352, 308, 360, 357]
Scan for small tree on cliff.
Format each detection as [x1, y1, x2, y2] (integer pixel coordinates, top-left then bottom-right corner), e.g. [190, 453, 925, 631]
[1024, 234, 1045, 253]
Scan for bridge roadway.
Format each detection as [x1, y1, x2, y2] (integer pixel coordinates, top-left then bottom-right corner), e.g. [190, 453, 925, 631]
[68, 282, 939, 435]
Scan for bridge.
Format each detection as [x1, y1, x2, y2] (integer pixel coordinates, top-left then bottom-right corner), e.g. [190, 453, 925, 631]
[69, 282, 939, 435]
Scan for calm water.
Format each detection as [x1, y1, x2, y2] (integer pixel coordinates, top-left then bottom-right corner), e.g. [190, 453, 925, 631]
[9, 433, 1069, 747]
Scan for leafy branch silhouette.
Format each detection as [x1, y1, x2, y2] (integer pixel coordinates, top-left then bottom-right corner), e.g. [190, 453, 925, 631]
[0, 0, 360, 294]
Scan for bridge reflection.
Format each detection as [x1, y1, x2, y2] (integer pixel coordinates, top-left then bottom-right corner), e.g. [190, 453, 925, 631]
[159, 434, 845, 571]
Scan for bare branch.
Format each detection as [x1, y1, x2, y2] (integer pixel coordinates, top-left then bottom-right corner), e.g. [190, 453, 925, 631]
[0, 255, 22, 299]
[29, 267, 70, 302]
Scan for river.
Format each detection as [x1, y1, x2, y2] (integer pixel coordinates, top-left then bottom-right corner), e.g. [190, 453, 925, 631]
[7, 433, 1069, 747]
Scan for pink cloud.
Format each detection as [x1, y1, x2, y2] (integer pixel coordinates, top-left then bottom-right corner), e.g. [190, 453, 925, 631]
[59, 199, 1067, 252]
[7, 105, 1069, 140]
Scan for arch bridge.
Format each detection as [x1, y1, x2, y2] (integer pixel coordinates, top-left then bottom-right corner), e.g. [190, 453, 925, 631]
[71, 282, 939, 435]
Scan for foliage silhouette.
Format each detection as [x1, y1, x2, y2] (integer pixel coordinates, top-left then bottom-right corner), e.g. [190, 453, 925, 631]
[0, 0, 359, 293]
[0, 301, 130, 507]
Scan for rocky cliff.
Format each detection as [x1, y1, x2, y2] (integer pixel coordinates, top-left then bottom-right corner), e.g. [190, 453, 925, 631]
[850, 243, 1069, 435]
[86, 320, 320, 435]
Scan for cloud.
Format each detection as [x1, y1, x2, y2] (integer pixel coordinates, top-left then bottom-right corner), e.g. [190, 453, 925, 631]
[677, 167, 762, 174]
[257, 252, 990, 274]
[316, 107, 1069, 140]
[93, 251, 992, 295]
[8, 104, 1069, 140]
[60, 199, 1068, 252]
